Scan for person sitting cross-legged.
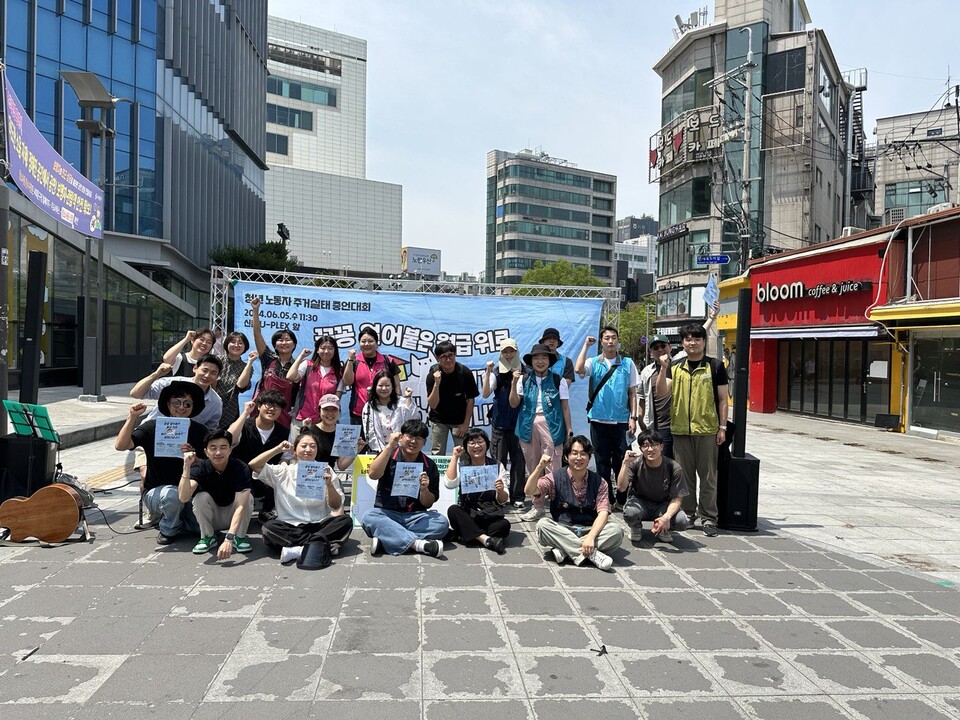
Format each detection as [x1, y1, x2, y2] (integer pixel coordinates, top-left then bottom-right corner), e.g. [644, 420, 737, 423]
[360, 419, 450, 557]
[616, 429, 690, 544]
[249, 433, 353, 565]
[444, 429, 511, 555]
[527, 435, 624, 571]
[179, 430, 254, 559]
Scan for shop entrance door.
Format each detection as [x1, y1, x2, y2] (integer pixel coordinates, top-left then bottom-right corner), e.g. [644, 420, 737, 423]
[912, 331, 960, 434]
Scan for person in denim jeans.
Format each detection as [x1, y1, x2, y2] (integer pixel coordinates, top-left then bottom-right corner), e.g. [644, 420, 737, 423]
[115, 381, 207, 545]
[361, 419, 449, 557]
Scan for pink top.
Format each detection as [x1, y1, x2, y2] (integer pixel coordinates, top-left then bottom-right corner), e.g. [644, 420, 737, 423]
[350, 352, 394, 417]
[297, 364, 342, 422]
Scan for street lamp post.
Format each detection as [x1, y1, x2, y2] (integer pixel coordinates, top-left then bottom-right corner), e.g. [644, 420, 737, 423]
[60, 71, 128, 402]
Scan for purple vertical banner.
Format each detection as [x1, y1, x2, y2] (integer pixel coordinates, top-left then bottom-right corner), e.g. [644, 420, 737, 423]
[2, 70, 104, 238]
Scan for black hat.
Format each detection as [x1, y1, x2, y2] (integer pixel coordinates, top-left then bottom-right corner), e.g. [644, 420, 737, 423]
[523, 343, 559, 368]
[539, 327, 563, 347]
[158, 380, 206, 419]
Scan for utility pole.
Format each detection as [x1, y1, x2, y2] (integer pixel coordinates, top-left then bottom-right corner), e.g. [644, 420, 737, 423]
[738, 26, 755, 274]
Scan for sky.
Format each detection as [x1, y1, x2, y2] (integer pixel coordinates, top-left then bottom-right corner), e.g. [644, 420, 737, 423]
[271, 0, 957, 275]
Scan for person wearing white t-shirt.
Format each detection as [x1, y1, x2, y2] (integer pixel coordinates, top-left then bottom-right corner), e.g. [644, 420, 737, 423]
[249, 432, 353, 564]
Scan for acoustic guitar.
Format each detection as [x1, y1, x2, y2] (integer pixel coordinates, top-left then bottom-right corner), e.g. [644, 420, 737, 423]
[0, 483, 84, 543]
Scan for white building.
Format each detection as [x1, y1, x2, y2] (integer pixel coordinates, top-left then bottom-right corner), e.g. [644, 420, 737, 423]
[615, 234, 658, 276]
[264, 17, 402, 274]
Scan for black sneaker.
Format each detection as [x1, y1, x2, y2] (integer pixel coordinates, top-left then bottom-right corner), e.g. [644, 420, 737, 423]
[156, 531, 174, 545]
[702, 524, 719, 537]
[422, 539, 443, 558]
[484, 536, 506, 555]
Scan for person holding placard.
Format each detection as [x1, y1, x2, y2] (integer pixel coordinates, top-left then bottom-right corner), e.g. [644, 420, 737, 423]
[115, 381, 208, 545]
[362, 370, 421, 452]
[525, 435, 624, 571]
[132, 355, 224, 430]
[481, 338, 525, 508]
[250, 296, 299, 427]
[249, 433, 353, 564]
[180, 430, 254, 558]
[361, 419, 449, 557]
[443, 429, 510, 554]
[305, 394, 366, 470]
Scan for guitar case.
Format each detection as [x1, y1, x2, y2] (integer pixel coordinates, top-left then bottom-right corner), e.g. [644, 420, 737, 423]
[0, 483, 89, 545]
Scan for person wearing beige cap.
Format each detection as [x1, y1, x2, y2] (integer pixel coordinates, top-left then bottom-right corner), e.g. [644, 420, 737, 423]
[306, 394, 366, 470]
[481, 338, 526, 507]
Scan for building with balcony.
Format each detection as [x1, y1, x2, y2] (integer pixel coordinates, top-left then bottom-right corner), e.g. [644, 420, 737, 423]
[486, 148, 617, 285]
[264, 17, 402, 276]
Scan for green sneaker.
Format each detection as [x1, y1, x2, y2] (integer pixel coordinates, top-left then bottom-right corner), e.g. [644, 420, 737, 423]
[192, 536, 216, 554]
[233, 536, 252, 553]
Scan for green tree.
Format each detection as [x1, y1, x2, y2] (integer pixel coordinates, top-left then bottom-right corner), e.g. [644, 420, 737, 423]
[617, 295, 658, 361]
[208, 240, 300, 272]
[512, 260, 605, 296]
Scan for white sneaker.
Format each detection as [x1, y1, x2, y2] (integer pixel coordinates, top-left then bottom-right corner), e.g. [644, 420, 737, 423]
[520, 506, 545, 522]
[657, 530, 674, 543]
[587, 548, 614, 572]
[629, 524, 643, 542]
[370, 537, 381, 555]
[280, 546, 302, 565]
[549, 547, 566, 564]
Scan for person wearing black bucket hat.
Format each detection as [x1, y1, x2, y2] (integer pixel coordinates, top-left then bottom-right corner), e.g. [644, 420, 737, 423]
[115, 380, 208, 545]
[539, 327, 576, 386]
[132, 355, 224, 430]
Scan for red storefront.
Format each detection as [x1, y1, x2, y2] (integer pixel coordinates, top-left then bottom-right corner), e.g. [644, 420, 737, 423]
[748, 233, 897, 425]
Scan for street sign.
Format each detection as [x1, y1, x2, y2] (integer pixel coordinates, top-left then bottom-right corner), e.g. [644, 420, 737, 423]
[696, 254, 731, 265]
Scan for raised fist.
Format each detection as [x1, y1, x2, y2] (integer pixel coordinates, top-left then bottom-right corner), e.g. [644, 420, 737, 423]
[486, 360, 494, 371]
[247, 350, 259, 362]
[433, 370, 442, 381]
[657, 353, 671, 368]
[539, 453, 552, 469]
[625, 450, 641, 461]
[185, 330, 196, 343]
[157, 362, 172, 376]
[278, 440, 293, 453]
[183, 451, 197, 465]
[512, 370, 524, 381]
[388, 432, 401, 446]
[243, 400, 256, 415]
[585, 336, 597, 346]
[348, 349, 356, 360]
[299, 348, 312, 360]
[451, 445, 464, 459]
[250, 297, 261, 309]
[403, 386, 413, 398]
[419, 472, 430, 487]
[129, 402, 146, 417]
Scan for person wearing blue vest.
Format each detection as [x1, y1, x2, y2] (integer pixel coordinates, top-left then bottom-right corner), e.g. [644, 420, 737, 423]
[539, 327, 576, 386]
[510, 343, 572, 521]
[361, 419, 449, 557]
[575, 326, 639, 505]
[481, 338, 526, 507]
[525, 435, 624, 571]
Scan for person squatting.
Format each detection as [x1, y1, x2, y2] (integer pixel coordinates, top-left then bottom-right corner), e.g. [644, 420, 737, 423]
[118, 298, 728, 571]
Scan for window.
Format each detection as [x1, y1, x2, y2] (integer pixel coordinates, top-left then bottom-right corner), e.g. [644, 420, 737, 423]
[659, 177, 711, 226]
[814, 224, 822, 243]
[267, 76, 337, 107]
[591, 215, 612, 228]
[592, 197, 613, 210]
[267, 103, 313, 130]
[765, 48, 806, 94]
[795, 105, 804, 127]
[593, 179, 614, 194]
[500, 203, 589, 223]
[503, 165, 591, 188]
[266, 132, 289, 155]
[268, 43, 342, 76]
[497, 184, 590, 205]
[592, 232, 612, 245]
[497, 221, 588, 241]
[591, 248, 610, 262]
[661, 68, 714, 125]
[884, 180, 948, 219]
[815, 167, 822, 186]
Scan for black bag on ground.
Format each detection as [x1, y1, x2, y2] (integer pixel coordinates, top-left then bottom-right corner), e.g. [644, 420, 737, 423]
[297, 539, 332, 569]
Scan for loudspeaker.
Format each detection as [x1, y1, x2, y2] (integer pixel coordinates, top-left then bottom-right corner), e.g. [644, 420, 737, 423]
[0, 436, 58, 503]
[718, 454, 759, 531]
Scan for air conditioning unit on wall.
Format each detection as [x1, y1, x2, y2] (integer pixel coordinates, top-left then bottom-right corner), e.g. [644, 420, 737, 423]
[841, 226, 866, 237]
[883, 207, 906, 225]
[926, 201, 959, 215]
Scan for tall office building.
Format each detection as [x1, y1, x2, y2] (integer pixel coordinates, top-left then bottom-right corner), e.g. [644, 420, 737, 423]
[2, 0, 267, 386]
[649, 0, 864, 334]
[486, 148, 617, 285]
[617, 214, 658, 241]
[264, 17, 402, 276]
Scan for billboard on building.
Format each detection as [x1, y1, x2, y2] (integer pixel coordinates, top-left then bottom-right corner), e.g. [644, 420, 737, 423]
[400, 246, 441, 276]
[2, 71, 104, 238]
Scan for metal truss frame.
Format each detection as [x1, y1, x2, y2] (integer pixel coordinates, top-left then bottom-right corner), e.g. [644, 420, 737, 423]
[209, 267, 621, 335]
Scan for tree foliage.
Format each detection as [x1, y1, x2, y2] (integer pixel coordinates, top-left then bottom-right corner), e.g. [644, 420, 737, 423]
[209, 240, 300, 272]
[512, 260, 605, 296]
[617, 295, 658, 361]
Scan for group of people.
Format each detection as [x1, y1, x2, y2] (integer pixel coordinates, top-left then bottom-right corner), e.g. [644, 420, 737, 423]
[115, 298, 729, 571]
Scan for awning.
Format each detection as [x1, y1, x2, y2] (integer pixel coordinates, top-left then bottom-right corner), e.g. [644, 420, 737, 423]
[750, 324, 885, 339]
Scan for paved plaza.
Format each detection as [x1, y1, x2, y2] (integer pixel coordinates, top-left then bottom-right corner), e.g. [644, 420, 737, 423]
[2, 407, 960, 718]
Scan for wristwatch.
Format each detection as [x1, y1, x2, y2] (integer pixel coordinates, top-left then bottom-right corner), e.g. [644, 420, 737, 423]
[224, 532, 236, 541]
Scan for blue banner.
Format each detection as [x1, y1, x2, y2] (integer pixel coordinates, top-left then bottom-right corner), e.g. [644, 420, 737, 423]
[233, 283, 604, 436]
[2, 70, 104, 237]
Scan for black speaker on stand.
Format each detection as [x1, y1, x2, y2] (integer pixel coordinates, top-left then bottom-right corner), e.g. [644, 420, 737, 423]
[717, 287, 760, 531]
[0, 436, 58, 503]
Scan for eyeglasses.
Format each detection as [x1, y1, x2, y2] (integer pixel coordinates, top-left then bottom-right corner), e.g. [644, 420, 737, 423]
[568, 450, 589, 457]
[259, 403, 280, 410]
[438, 352, 456, 360]
[640, 442, 662, 449]
[466, 439, 487, 446]
[651, 343, 667, 350]
[169, 399, 193, 409]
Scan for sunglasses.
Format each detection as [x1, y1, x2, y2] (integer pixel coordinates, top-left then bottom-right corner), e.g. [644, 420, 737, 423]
[651, 343, 667, 350]
[169, 399, 193, 409]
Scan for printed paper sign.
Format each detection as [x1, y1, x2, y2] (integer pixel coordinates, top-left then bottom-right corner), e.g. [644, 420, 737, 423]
[331, 424, 362, 457]
[703, 275, 720, 308]
[295, 461, 327, 501]
[154, 417, 188, 458]
[391, 462, 422, 497]
[459, 465, 498, 494]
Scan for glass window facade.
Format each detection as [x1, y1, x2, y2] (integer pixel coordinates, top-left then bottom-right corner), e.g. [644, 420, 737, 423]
[497, 222, 588, 241]
[497, 184, 590, 206]
[267, 103, 314, 130]
[267, 75, 337, 107]
[884, 180, 948, 219]
[499, 164, 591, 188]
[266, 132, 290, 154]
[659, 177, 711, 227]
[661, 68, 714, 125]
[499, 203, 589, 224]
[267, 43, 342, 76]
[766, 48, 805, 94]
[658, 230, 705, 277]
[495, 239, 590, 258]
